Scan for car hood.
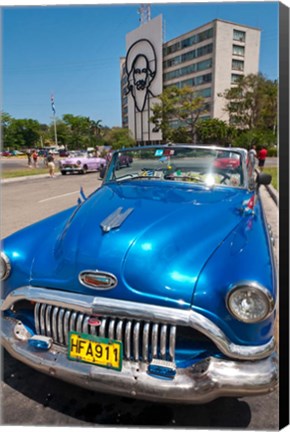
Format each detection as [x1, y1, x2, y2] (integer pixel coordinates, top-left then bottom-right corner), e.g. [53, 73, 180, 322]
[31, 182, 249, 308]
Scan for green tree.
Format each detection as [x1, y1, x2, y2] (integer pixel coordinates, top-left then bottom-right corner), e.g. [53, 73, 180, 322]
[62, 114, 93, 149]
[105, 127, 136, 150]
[151, 86, 208, 143]
[3, 117, 41, 149]
[196, 118, 237, 145]
[151, 86, 181, 143]
[233, 128, 276, 149]
[219, 73, 277, 134]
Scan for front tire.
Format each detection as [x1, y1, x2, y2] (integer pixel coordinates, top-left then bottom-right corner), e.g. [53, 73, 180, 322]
[81, 165, 88, 174]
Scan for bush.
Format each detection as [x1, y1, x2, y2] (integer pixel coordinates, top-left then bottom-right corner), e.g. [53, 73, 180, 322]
[267, 147, 277, 157]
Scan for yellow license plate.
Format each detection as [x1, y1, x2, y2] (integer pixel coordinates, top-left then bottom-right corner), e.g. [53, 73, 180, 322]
[68, 331, 122, 371]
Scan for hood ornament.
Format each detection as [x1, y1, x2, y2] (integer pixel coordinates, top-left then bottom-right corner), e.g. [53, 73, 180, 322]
[100, 207, 134, 233]
[79, 271, 118, 290]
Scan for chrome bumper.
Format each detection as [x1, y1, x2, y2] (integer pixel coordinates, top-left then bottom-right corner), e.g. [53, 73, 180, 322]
[1, 316, 278, 404]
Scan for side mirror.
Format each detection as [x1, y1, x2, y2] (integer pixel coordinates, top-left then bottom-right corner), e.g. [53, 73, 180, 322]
[256, 172, 272, 187]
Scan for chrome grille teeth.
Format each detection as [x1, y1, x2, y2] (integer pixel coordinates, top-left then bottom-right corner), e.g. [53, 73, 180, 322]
[34, 303, 176, 362]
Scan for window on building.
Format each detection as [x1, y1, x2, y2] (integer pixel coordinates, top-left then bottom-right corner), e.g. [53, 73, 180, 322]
[196, 87, 212, 98]
[197, 43, 213, 57]
[164, 28, 213, 56]
[164, 44, 213, 69]
[163, 58, 212, 82]
[232, 59, 244, 71]
[231, 73, 243, 84]
[197, 28, 213, 42]
[181, 73, 212, 88]
[197, 58, 212, 71]
[233, 29, 246, 42]
[232, 45, 245, 56]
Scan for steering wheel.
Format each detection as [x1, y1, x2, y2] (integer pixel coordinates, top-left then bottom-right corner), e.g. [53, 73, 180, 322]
[199, 169, 231, 184]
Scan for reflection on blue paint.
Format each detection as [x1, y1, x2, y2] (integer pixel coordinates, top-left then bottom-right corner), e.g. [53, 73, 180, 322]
[141, 243, 152, 251]
[170, 271, 197, 284]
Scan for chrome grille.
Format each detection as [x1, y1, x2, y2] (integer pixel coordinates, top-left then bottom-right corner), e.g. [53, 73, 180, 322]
[34, 303, 176, 362]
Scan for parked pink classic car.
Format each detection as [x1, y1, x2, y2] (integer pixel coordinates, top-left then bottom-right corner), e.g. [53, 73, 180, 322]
[59, 151, 107, 175]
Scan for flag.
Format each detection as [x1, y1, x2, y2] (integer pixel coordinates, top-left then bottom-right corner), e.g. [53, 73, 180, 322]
[51, 95, 56, 115]
[242, 194, 256, 214]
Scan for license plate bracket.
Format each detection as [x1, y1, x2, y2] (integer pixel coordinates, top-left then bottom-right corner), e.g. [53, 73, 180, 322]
[68, 331, 122, 371]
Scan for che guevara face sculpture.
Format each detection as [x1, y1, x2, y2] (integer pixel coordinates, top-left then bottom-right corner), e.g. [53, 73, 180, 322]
[126, 39, 156, 112]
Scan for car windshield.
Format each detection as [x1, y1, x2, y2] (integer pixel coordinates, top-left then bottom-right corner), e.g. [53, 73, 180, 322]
[70, 151, 86, 157]
[104, 146, 245, 188]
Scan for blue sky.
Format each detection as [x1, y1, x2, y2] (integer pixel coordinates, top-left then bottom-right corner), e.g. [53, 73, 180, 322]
[2, 1, 279, 128]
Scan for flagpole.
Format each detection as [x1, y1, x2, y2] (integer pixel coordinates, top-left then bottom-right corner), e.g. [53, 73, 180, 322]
[51, 94, 58, 148]
[53, 113, 58, 147]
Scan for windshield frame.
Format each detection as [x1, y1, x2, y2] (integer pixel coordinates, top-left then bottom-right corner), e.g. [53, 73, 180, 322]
[102, 145, 249, 190]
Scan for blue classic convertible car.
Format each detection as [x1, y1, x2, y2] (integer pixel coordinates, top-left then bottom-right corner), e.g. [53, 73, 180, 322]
[1, 145, 278, 404]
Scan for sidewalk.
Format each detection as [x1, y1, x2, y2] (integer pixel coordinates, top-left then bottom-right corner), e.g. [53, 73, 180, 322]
[1, 172, 61, 184]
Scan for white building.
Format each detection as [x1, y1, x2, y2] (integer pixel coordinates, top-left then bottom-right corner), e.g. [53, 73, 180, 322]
[121, 16, 261, 144]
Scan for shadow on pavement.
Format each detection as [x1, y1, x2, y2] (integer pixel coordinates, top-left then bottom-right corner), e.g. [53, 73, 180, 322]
[2, 351, 251, 428]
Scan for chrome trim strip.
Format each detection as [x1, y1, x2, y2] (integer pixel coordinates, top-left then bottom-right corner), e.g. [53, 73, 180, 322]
[99, 318, 106, 337]
[45, 305, 52, 337]
[143, 322, 149, 362]
[116, 320, 123, 341]
[34, 303, 40, 335]
[58, 308, 65, 344]
[133, 322, 140, 361]
[169, 326, 176, 361]
[52, 307, 58, 340]
[109, 319, 115, 339]
[1, 286, 275, 360]
[152, 323, 159, 358]
[40, 304, 46, 335]
[64, 310, 71, 345]
[125, 321, 132, 359]
[160, 325, 167, 359]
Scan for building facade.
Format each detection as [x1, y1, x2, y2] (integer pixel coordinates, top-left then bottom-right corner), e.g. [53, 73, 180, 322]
[121, 16, 261, 144]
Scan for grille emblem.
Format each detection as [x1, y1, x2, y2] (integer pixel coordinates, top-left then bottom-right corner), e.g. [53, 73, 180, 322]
[88, 317, 102, 326]
[79, 271, 118, 290]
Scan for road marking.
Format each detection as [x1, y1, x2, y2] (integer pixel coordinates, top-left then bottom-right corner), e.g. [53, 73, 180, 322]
[39, 191, 79, 203]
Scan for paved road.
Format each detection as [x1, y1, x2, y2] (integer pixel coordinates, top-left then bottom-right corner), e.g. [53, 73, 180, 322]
[1, 173, 279, 428]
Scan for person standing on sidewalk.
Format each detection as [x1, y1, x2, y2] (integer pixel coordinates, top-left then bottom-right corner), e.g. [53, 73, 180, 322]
[32, 150, 38, 168]
[26, 150, 32, 167]
[46, 151, 55, 178]
[258, 146, 268, 171]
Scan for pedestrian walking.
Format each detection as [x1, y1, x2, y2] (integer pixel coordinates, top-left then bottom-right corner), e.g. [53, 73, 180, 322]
[32, 150, 38, 168]
[258, 146, 268, 171]
[26, 150, 32, 167]
[46, 151, 56, 178]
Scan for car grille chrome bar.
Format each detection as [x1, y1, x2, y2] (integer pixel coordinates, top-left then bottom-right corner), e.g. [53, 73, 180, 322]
[34, 303, 176, 362]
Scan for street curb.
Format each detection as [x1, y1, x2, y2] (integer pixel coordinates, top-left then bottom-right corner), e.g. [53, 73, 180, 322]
[1, 173, 61, 184]
[265, 184, 278, 206]
[255, 168, 278, 206]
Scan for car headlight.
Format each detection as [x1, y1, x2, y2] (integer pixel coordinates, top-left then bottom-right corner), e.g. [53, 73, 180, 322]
[77, 160, 82, 166]
[0, 252, 11, 281]
[226, 282, 274, 323]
